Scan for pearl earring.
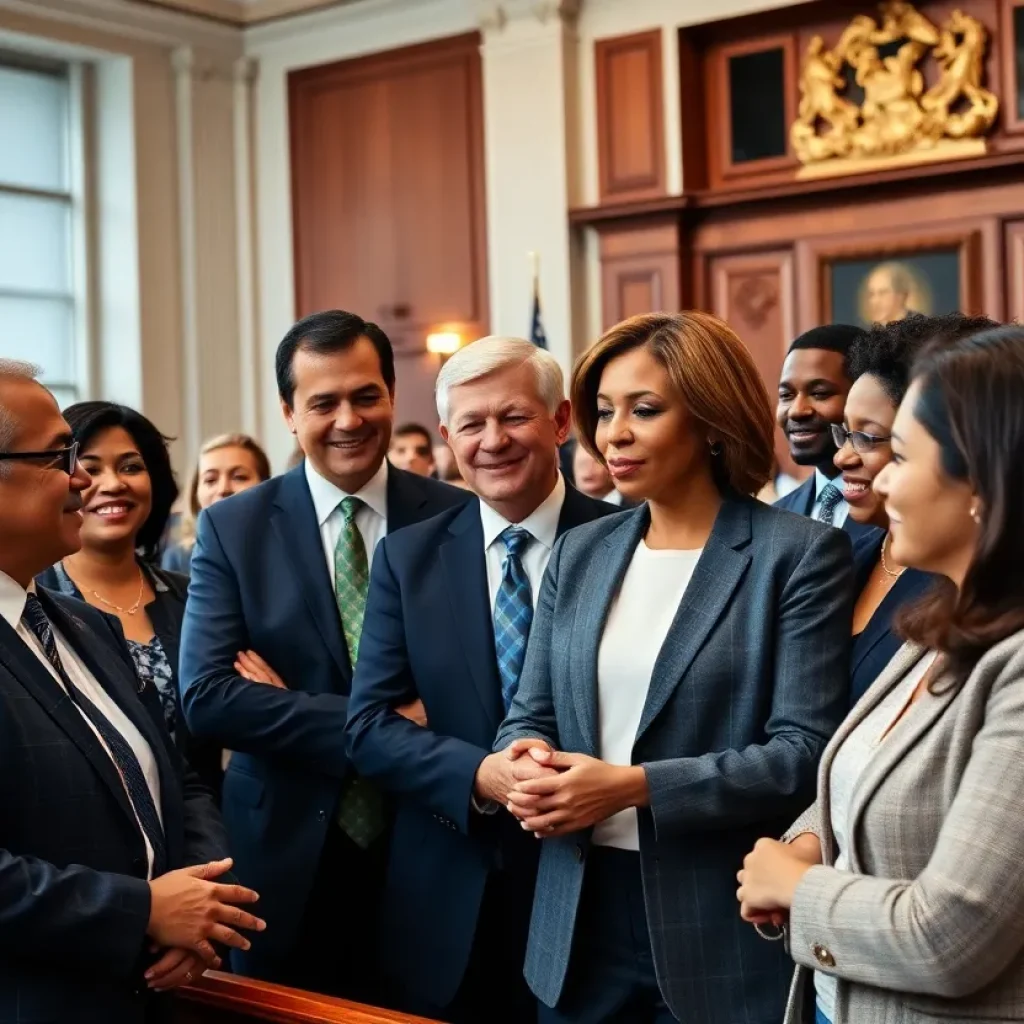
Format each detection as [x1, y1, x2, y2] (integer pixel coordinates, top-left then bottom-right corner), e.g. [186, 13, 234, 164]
[970, 506, 981, 524]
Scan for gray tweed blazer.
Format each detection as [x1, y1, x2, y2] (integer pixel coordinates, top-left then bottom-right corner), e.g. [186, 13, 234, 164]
[782, 630, 1024, 1024]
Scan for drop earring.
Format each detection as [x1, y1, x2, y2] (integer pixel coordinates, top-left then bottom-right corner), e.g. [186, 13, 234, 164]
[970, 506, 981, 524]
[708, 439, 723, 457]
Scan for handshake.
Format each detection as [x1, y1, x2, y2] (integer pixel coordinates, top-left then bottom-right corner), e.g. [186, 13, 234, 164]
[474, 739, 648, 839]
[143, 857, 264, 993]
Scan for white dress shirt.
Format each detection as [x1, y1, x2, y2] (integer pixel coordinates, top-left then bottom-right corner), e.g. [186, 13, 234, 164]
[480, 473, 566, 611]
[305, 458, 390, 583]
[0, 571, 163, 878]
[810, 468, 850, 528]
[594, 541, 702, 850]
[604, 489, 627, 507]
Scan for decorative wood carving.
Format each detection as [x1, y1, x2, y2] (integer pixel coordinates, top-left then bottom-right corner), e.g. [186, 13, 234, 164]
[595, 29, 666, 203]
[791, 2, 998, 178]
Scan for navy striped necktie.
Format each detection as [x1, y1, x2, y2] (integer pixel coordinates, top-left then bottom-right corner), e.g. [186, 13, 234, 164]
[21, 593, 166, 876]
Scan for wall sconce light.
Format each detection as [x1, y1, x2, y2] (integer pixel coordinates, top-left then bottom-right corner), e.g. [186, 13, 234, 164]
[426, 332, 461, 357]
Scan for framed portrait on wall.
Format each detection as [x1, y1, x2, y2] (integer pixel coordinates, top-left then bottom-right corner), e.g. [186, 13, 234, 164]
[814, 231, 981, 328]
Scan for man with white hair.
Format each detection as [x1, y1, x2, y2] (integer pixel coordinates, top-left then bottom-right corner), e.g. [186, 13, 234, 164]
[346, 337, 616, 1022]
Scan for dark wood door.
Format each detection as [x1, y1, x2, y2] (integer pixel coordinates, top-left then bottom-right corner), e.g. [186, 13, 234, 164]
[289, 34, 489, 340]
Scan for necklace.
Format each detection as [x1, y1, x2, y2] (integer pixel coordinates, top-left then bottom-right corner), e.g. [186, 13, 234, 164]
[880, 534, 907, 580]
[86, 565, 146, 615]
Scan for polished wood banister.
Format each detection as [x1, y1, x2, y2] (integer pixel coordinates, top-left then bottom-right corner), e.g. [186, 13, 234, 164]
[172, 971, 442, 1024]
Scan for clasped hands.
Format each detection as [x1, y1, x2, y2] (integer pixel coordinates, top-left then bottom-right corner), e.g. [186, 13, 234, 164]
[475, 739, 648, 838]
[735, 833, 822, 930]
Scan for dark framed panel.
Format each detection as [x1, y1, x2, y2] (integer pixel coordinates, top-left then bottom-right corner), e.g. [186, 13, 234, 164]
[595, 29, 666, 203]
[706, 32, 798, 186]
[999, 0, 1024, 135]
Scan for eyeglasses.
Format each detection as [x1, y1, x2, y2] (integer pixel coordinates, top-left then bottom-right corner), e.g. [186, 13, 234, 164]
[0, 441, 80, 475]
[830, 424, 891, 454]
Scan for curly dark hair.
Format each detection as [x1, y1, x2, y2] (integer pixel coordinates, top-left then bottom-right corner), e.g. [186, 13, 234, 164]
[62, 402, 179, 563]
[847, 312, 1000, 406]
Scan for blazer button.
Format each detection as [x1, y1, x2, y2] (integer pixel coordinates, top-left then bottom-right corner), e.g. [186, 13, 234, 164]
[574, 844, 585, 863]
[812, 943, 836, 968]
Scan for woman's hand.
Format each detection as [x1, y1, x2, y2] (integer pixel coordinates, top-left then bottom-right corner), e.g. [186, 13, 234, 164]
[506, 749, 648, 837]
[235, 650, 286, 688]
[736, 838, 815, 922]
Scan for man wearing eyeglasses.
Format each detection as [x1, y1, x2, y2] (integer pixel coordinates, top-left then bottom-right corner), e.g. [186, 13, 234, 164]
[0, 360, 264, 1024]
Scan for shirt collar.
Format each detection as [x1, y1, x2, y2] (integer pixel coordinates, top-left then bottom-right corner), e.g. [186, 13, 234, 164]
[479, 473, 566, 552]
[305, 458, 389, 526]
[0, 571, 31, 631]
[814, 468, 841, 501]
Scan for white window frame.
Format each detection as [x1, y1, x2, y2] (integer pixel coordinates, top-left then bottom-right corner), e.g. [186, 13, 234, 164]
[0, 51, 92, 406]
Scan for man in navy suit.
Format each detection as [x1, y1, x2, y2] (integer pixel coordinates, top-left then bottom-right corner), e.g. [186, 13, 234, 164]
[774, 324, 872, 541]
[345, 337, 616, 1023]
[0, 361, 262, 1023]
[179, 311, 471, 998]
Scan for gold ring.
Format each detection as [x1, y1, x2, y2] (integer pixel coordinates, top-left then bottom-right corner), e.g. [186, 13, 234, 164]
[185, 971, 194, 984]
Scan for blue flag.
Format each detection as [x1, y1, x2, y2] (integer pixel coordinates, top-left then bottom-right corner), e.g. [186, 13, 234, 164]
[530, 276, 548, 349]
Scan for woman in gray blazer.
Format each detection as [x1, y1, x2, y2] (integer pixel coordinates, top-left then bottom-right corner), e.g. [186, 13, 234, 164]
[738, 324, 1024, 1024]
[494, 312, 854, 1024]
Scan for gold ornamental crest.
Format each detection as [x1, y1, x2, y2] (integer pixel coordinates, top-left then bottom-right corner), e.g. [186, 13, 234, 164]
[792, 1, 998, 179]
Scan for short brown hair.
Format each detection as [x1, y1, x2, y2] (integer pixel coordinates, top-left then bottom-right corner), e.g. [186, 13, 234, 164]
[571, 312, 775, 496]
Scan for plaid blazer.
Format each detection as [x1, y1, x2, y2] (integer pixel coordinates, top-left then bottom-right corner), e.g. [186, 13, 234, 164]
[494, 496, 853, 1024]
[783, 630, 1024, 1024]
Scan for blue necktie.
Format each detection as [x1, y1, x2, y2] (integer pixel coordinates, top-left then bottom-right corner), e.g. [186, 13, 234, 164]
[493, 526, 534, 712]
[21, 593, 167, 876]
[817, 482, 843, 526]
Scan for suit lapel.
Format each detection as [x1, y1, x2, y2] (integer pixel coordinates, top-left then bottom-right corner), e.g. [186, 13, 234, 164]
[813, 642, 927, 860]
[572, 507, 649, 753]
[440, 502, 504, 727]
[844, 646, 955, 866]
[386, 464, 429, 533]
[272, 469, 351, 679]
[850, 569, 934, 680]
[634, 499, 752, 745]
[0, 605, 142, 836]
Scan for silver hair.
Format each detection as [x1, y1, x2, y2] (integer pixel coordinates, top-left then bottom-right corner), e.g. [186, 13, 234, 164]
[0, 360, 42, 477]
[435, 336, 565, 426]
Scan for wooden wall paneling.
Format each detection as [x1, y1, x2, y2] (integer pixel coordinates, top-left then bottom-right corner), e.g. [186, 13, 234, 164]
[677, 28, 708, 193]
[288, 33, 488, 341]
[597, 217, 681, 328]
[172, 971, 442, 1024]
[595, 29, 666, 203]
[1000, 0, 1024, 135]
[706, 249, 795, 472]
[706, 32, 798, 188]
[1005, 220, 1024, 320]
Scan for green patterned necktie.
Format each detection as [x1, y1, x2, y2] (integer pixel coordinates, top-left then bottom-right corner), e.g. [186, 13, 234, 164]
[333, 496, 385, 848]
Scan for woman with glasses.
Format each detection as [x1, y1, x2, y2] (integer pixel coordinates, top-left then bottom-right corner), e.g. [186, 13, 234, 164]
[834, 313, 995, 709]
[35, 402, 222, 793]
[739, 322, 1024, 1024]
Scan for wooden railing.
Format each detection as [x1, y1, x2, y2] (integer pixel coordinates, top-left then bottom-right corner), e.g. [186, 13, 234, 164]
[171, 971, 442, 1024]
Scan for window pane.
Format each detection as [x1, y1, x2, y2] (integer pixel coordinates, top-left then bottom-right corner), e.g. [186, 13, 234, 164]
[49, 385, 78, 409]
[0, 295, 74, 381]
[728, 48, 787, 163]
[0, 66, 68, 191]
[0, 192, 72, 293]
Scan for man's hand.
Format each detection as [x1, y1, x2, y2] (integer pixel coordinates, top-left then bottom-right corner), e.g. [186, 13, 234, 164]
[234, 650, 286, 688]
[506, 750, 648, 837]
[395, 698, 427, 727]
[475, 743, 558, 805]
[145, 947, 210, 992]
[147, 858, 265, 965]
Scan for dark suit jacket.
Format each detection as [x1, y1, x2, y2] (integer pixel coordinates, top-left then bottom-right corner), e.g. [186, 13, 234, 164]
[36, 560, 223, 794]
[0, 587, 227, 1024]
[345, 485, 617, 1007]
[849, 527, 937, 709]
[178, 462, 472, 965]
[493, 496, 854, 1024]
[774, 474, 874, 544]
